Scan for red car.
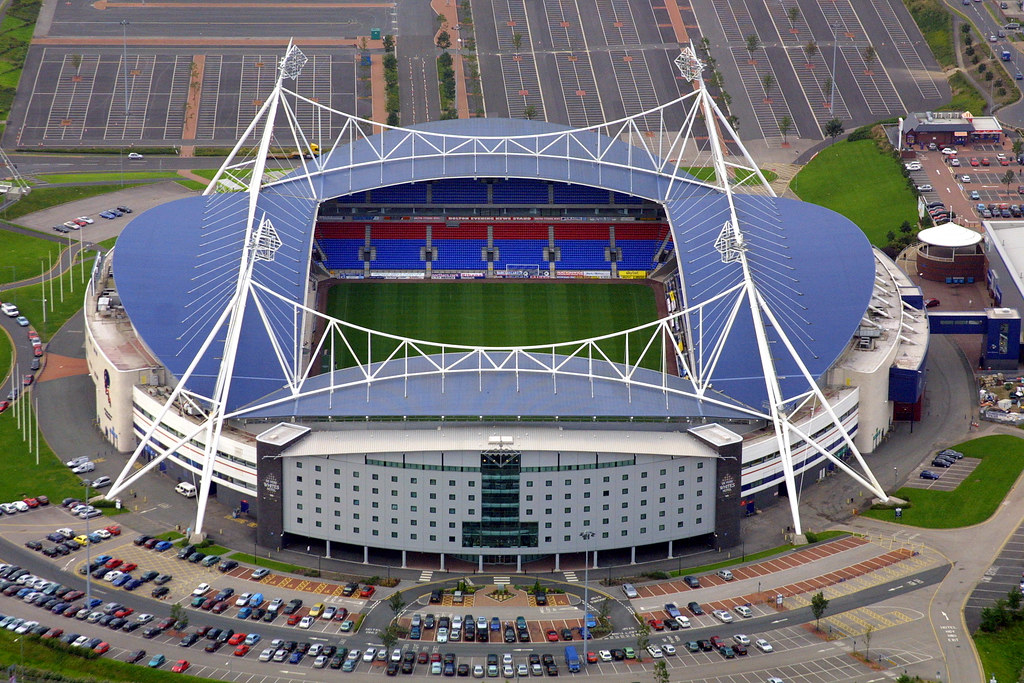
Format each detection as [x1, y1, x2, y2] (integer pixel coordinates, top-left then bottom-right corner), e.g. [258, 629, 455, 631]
[359, 586, 376, 598]
[93, 642, 110, 655]
[22, 374, 33, 386]
[0, 401, 9, 414]
[105, 524, 121, 535]
[233, 644, 250, 657]
[63, 590, 84, 601]
[105, 558, 123, 569]
[924, 298, 940, 308]
[227, 632, 246, 646]
[201, 597, 217, 610]
[418, 652, 429, 664]
[36, 495, 49, 506]
[648, 618, 664, 631]
[586, 651, 598, 663]
[1001, 157, 1012, 166]
[970, 157, 980, 166]
[121, 562, 138, 573]
[32, 346, 42, 358]
[334, 607, 348, 621]
[211, 601, 230, 614]
[42, 628, 63, 639]
[171, 660, 190, 673]
[981, 157, 991, 166]
[114, 607, 134, 618]
[546, 630, 559, 642]
[287, 613, 302, 625]
[27, 330, 38, 340]
[22, 498, 38, 508]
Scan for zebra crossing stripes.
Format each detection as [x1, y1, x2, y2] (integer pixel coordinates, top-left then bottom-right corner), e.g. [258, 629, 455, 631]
[494, 576, 511, 586]
[418, 570, 433, 583]
[563, 571, 579, 582]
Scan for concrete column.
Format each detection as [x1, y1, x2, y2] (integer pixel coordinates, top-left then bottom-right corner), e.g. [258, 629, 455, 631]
[630, 546, 636, 565]
[667, 540, 673, 559]
[363, 546, 368, 564]
[440, 553, 446, 572]
[402, 550, 407, 569]
[516, 555, 522, 573]
[326, 540, 331, 559]
[593, 550, 598, 569]
[554, 553, 560, 571]
[478, 555, 484, 573]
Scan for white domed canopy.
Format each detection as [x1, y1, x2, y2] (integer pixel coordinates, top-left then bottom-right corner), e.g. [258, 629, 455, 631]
[918, 222, 983, 248]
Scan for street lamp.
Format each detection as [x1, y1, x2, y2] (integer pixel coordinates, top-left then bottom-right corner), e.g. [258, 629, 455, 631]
[830, 22, 840, 111]
[84, 481, 93, 610]
[120, 20, 131, 116]
[893, 466, 898, 492]
[579, 531, 594, 643]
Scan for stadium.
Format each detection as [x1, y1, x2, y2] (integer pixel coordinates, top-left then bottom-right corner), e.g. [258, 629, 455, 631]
[84, 47, 926, 570]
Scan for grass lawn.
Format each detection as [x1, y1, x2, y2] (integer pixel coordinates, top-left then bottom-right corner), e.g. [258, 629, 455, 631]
[3, 185, 144, 221]
[228, 552, 310, 575]
[790, 139, 918, 246]
[35, 171, 180, 184]
[0, 229, 59, 284]
[975, 619, 1024, 683]
[944, 71, 987, 115]
[681, 167, 779, 184]
[0, 331, 10, 386]
[862, 435, 1024, 527]
[669, 531, 848, 577]
[903, 0, 955, 68]
[324, 281, 661, 370]
[5, 252, 97, 341]
[176, 179, 207, 192]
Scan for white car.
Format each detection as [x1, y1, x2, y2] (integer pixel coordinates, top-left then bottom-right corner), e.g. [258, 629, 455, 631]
[755, 638, 774, 653]
[72, 635, 90, 647]
[431, 661, 442, 675]
[436, 627, 448, 643]
[94, 529, 111, 539]
[951, 157, 962, 166]
[308, 644, 323, 657]
[766, 678, 786, 683]
[941, 147, 958, 155]
[103, 570, 124, 582]
[66, 456, 90, 468]
[904, 162, 921, 171]
[451, 615, 463, 629]
[258, 647, 275, 662]
[917, 184, 933, 192]
[191, 583, 211, 596]
[712, 609, 734, 623]
[598, 650, 612, 662]
[12, 501, 28, 512]
[76, 216, 94, 224]
[0, 503, 17, 515]
[733, 634, 751, 646]
[647, 645, 664, 658]
[128, 152, 144, 160]
[298, 615, 314, 629]
[71, 462, 95, 474]
[503, 665, 514, 677]
[962, 174, 972, 183]
[516, 664, 528, 676]
[235, 592, 252, 607]
[472, 664, 485, 678]
[362, 647, 376, 662]
[15, 620, 37, 634]
[674, 615, 690, 628]
[390, 648, 402, 662]
[662, 643, 676, 656]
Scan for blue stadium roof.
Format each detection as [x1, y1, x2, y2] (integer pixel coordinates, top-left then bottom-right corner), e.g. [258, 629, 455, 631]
[113, 117, 874, 414]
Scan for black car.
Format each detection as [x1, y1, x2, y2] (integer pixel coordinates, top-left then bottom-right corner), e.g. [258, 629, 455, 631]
[218, 560, 239, 572]
[534, 590, 547, 605]
[687, 601, 704, 615]
[683, 575, 701, 588]
[329, 654, 344, 669]
[696, 639, 714, 652]
[126, 649, 146, 664]
[424, 614, 436, 629]
[122, 622, 142, 633]
[117, 206, 133, 214]
[251, 608, 265, 621]
[133, 535, 151, 547]
[931, 457, 954, 468]
[151, 586, 170, 598]
[342, 582, 359, 597]
[179, 633, 200, 647]
[920, 469, 941, 480]
[154, 574, 173, 585]
[504, 627, 516, 643]
[177, 544, 196, 559]
[142, 627, 162, 639]
[206, 628, 221, 641]
[214, 588, 235, 602]
[204, 641, 223, 653]
[283, 599, 303, 615]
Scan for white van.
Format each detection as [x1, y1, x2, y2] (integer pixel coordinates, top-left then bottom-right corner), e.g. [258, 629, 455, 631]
[175, 482, 197, 498]
[1, 303, 18, 317]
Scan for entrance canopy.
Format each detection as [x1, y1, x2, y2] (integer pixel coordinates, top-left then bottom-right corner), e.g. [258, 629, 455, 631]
[918, 222, 983, 249]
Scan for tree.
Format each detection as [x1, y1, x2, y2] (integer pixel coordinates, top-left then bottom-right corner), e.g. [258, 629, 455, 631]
[745, 33, 760, 57]
[387, 111, 399, 126]
[863, 45, 876, 69]
[523, 104, 537, 120]
[635, 618, 651, 659]
[597, 597, 612, 623]
[762, 73, 775, 100]
[169, 602, 188, 629]
[787, 5, 800, 25]
[360, 37, 368, 52]
[382, 34, 395, 53]
[1003, 169, 1016, 192]
[825, 118, 844, 143]
[823, 76, 833, 105]
[388, 590, 406, 616]
[810, 591, 829, 631]
[864, 624, 873, 660]
[805, 40, 818, 59]
[653, 659, 669, 683]
[70, 54, 82, 71]
[886, 230, 897, 244]
[437, 30, 451, 50]
[779, 115, 793, 144]
[512, 32, 522, 51]
[381, 624, 400, 651]
[899, 220, 913, 235]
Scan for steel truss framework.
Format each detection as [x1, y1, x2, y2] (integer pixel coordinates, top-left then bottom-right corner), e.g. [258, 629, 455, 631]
[108, 43, 887, 540]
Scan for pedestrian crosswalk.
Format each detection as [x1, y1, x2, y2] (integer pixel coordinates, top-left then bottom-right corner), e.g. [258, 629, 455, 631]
[494, 576, 511, 586]
[418, 570, 433, 583]
[564, 571, 579, 582]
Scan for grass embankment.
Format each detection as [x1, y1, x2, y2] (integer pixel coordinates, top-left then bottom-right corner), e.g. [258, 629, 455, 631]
[4, 185, 144, 221]
[0, 230, 61, 284]
[682, 167, 780, 185]
[863, 435, 1024, 527]
[670, 531, 848, 577]
[325, 281, 661, 370]
[903, 0, 955, 68]
[791, 139, 918, 246]
[0, 0, 43, 121]
[228, 553, 309, 575]
[5, 252, 97, 341]
[976, 621, 1024, 683]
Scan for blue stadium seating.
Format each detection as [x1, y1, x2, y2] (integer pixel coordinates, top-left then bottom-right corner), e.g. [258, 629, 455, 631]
[432, 239, 487, 269]
[492, 179, 548, 204]
[333, 192, 368, 204]
[371, 183, 429, 203]
[552, 184, 610, 204]
[556, 240, 610, 269]
[491, 239, 548, 264]
[317, 239, 365, 269]
[611, 192, 644, 205]
[432, 179, 488, 203]
[370, 239, 425, 269]
[618, 240, 662, 269]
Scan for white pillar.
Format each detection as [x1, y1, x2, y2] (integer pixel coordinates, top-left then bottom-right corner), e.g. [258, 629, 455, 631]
[326, 540, 331, 559]
[478, 555, 484, 573]
[402, 550, 407, 569]
[516, 555, 522, 573]
[363, 546, 368, 564]
[593, 550, 598, 569]
[554, 553, 560, 571]
[667, 540, 673, 559]
[629, 546, 635, 565]
[440, 553, 446, 572]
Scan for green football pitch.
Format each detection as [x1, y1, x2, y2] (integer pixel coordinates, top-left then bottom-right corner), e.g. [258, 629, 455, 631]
[323, 280, 662, 370]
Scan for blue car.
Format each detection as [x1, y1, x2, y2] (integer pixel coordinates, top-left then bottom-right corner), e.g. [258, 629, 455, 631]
[244, 633, 261, 646]
[237, 606, 252, 620]
[154, 540, 173, 552]
[87, 532, 103, 543]
[98, 211, 115, 219]
[148, 653, 166, 668]
[112, 574, 133, 587]
[85, 598, 103, 609]
[15, 588, 31, 598]
[124, 579, 143, 592]
[920, 469, 941, 480]
[289, 651, 303, 664]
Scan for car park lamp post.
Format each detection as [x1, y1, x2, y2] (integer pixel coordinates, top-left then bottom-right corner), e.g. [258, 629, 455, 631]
[893, 467, 898, 492]
[579, 530, 594, 642]
[84, 481, 92, 610]
[120, 20, 130, 115]
[830, 22, 840, 111]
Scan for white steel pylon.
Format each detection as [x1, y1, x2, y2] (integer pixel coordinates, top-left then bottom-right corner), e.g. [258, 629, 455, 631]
[676, 44, 888, 534]
[106, 42, 308, 541]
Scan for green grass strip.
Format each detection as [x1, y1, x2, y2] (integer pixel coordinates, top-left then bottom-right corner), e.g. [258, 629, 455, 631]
[229, 552, 310, 575]
[35, 171, 180, 184]
[669, 531, 847, 577]
[175, 179, 207, 192]
[791, 139, 917, 246]
[862, 435, 1024, 527]
[976, 619, 1024, 683]
[0, 229, 60, 284]
[4, 253, 96, 341]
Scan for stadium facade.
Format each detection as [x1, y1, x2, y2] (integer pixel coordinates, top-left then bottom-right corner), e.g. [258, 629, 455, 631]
[84, 46, 928, 568]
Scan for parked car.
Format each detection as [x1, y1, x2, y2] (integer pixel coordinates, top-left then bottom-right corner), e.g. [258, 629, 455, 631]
[920, 469, 941, 480]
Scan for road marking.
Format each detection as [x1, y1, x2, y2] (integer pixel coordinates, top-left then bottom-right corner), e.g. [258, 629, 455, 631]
[771, 618, 788, 624]
[494, 576, 511, 586]
[563, 572, 579, 583]
[941, 611, 948, 620]
[418, 571, 433, 583]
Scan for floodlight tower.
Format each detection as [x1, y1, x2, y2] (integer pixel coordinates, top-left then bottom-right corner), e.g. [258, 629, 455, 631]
[674, 45, 888, 535]
[107, 43, 307, 542]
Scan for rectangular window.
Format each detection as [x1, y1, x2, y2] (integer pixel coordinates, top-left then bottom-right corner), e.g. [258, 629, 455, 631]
[697, 462, 704, 469]
[296, 516, 303, 523]
[335, 468, 341, 475]
[372, 473, 379, 480]
[391, 475, 398, 482]
[410, 533, 417, 540]
[315, 521, 322, 528]
[696, 503, 703, 510]
[411, 477, 417, 485]
[296, 503, 303, 511]
[565, 479, 572, 486]
[296, 462, 302, 469]
[315, 493, 322, 500]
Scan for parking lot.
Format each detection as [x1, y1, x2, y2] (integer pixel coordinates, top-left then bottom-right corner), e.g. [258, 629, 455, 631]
[904, 457, 979, 491]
